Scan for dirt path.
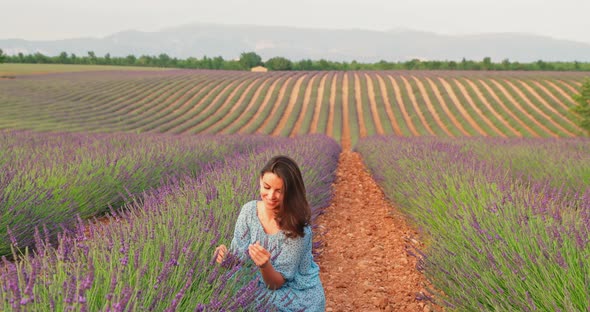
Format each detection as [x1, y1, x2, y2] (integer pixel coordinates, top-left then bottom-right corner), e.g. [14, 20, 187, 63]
[317, 147, 432, 312]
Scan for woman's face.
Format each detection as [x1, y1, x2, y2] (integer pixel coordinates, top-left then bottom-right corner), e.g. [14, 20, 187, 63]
[260, 172, 284, 210]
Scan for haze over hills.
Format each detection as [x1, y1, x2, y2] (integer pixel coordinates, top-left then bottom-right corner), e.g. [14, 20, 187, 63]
[2, 23, 590, 63]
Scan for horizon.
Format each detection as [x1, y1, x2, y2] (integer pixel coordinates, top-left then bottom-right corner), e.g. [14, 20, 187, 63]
[1, 0, 589, 44]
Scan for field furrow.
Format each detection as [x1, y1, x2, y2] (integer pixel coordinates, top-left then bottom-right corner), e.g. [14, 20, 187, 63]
[412, 76, 453, 136]
[238, 73, 289, 134]
[503, 79, 575, 136]
[326, 73, 338, 138]
[489, 79, 557, 137]
[202, 77, 264, 134]
[290, 75, 317, 136]
[1, 68, 586, 142]
[341, 73, 352, 148]
[438, 77, 488, 136]
[352, 73, 369, 138]
[400, 75, 435, 135]
[167, 75, 245, 134]
[374, 73, 402, 135]
[256, 73, 297, 134]
[309, 72, 329, 134]
[463, 78, 522, 137]
[542, 80, 577, 107]
[364, 73, 385, 135]
[388, 75, 419, 136]
[271, 74, 307, 136]
[517, 79, 579, 131]
[452, 78, 506, 137]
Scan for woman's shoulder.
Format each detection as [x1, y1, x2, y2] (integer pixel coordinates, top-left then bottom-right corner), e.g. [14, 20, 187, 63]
[240, 200, 258, 214]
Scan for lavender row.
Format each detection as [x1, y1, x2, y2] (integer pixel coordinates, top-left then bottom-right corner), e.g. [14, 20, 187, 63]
[0, 134, 341, 311]
[0, 130, 272, 256]
[356, 136, 590, 311]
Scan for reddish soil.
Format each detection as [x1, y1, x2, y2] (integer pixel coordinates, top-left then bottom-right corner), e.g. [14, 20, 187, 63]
[317, 149, 434, 312]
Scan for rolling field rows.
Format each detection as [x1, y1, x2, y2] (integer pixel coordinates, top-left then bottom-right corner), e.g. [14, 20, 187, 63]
[0, 69, 587, 146]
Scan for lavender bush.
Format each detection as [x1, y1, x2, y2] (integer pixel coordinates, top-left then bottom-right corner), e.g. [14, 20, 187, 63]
[356, 136, 590, 311]
[0, 130, 272, 256]
[0, 134, 340, 311]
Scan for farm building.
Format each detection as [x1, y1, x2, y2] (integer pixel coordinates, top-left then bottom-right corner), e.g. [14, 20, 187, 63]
[250, 66, 268, 72]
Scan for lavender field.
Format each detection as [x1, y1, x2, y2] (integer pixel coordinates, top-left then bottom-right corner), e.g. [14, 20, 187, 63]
[1, 131, 340, 310]
[356, 136, 590, 311]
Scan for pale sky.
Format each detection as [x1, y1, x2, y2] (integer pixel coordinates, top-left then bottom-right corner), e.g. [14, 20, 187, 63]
[2, 0, 589, 44]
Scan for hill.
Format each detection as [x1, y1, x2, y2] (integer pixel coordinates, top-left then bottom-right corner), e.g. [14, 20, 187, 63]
[2, 24, 590, 62]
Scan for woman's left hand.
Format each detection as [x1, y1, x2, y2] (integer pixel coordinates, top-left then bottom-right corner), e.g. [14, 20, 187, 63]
[248, 241, 271, 268]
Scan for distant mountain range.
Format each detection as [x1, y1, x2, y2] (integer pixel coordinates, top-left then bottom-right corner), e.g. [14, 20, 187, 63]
[2, 23, 590, 63]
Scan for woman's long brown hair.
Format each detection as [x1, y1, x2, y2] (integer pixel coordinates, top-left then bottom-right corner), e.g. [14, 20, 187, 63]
[261, 155, 310, 238]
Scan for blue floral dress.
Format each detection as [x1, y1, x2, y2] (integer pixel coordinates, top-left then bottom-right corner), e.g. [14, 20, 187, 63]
[230, 200, 326, 312]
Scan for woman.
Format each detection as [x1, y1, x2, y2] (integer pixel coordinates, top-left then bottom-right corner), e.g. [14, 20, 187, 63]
[215, 155, 325, 311]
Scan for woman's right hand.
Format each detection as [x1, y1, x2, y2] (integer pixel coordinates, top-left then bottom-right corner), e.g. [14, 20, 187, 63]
[214, 245, 227, 264]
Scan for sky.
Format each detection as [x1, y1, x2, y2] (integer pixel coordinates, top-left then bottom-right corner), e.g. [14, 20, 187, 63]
[2, 0, 590, 44]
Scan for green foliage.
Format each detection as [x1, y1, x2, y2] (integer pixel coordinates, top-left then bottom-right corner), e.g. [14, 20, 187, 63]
[0, 48, 5, 63]
[571, 78, 590, 134]
[265, 56, 292, 70]
[3, 49, 590, 71]
[239, 51, 262, 69]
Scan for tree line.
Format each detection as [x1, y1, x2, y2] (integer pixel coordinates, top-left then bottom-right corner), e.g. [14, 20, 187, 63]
[1, 49, 590, 72]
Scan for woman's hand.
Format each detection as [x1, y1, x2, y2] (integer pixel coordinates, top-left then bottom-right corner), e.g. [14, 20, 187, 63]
[214, 244, 227, 264]
[248, 241, 271, 268]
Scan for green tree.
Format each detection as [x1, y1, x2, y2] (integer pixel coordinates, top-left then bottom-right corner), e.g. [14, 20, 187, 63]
[482, 57, 492, 70]
[158, 53, 170, 67]
[87, 51, 97, 64]
[571, 78, 590, 135]
[58, 51, 69, 64]
[239, 51, 262, 69]
[265, 56, 292, 70]
[104, 53, 111, 65]
[126, 54, 137, 65]
[0, 48, 5, 63]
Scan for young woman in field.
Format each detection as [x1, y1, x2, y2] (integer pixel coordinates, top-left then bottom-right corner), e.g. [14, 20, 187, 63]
[214, 155, 325, 311]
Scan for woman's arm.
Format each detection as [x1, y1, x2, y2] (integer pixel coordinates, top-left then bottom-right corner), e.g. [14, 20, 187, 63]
[248, 242, 285, 290]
